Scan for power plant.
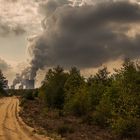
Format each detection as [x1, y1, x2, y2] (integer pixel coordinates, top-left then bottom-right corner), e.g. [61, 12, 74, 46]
[11, 74, 35, 89]
[11, 79, 35, 89]
[24, 79, 35, 89]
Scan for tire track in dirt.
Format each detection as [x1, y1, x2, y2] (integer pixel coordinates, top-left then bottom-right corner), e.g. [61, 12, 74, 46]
[11, 99, 27, 140]
[0, 97, 49, 140]
[13, 98, 35, 140]
[0, 98, 7, 107]
[7, 98, 23, 140]
[0, 97, 13, 140]
[3, 98, 34, 140]
[2, 97, 18, 140]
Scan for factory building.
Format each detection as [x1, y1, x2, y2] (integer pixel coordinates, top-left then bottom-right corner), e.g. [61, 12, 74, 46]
[11, 79, 35, 89]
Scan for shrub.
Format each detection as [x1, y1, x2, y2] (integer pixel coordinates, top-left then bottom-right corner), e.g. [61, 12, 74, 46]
[92, 94, 113, 127]
[57, 125, 74, 136]
[65, 86, 91, 116]
[33, 90, 38, 97]
[111, 117, 140, 138]
[23, 90, 34, 100]
[19, 98, 27, 107]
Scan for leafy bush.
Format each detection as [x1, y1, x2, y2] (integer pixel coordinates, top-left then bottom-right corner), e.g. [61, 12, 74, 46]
[23, 90, 34, 100]
[65, 86, 91, 116]
[19, 98, 27, 107]
[111, 117, 140, 138]
[57, 125, 74, 136]
[33, 89, 39, 97]
[91, 93, 114, 127]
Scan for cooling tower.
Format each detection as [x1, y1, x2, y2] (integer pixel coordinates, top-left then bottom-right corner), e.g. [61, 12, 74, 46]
[25, 79, 35, 89]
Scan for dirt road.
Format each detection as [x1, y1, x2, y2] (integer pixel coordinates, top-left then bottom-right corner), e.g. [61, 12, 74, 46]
[0, 97, 48, 140]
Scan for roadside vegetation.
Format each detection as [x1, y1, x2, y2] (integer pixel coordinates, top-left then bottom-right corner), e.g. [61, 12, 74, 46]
[0, 70, 8, 97]
[19, 59, 140, 140]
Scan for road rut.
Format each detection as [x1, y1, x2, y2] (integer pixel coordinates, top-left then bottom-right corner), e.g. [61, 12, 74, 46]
[0, 97, 48, 140]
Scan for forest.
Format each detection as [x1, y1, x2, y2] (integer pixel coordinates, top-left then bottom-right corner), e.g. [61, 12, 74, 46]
[22, 59, 140, 139]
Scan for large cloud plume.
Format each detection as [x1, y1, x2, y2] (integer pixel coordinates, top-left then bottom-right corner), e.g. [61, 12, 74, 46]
[26, 0, 140, 79]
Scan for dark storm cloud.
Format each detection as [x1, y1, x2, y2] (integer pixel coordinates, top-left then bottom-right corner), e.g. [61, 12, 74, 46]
[0, 58, 11, 71]
[27, 0, 140, 79]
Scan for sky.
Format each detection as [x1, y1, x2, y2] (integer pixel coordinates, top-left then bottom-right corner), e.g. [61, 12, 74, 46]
[0, 0, 42, 63]
[0, 0, 43, 85]
[0, 0, 140, 86]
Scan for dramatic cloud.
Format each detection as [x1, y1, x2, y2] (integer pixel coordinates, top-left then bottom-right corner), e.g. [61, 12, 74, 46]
[39, 0, 72, 17]
[0, 57, 11, 71]
[25, 0, 140, 79]
[0, 0, 43, 76]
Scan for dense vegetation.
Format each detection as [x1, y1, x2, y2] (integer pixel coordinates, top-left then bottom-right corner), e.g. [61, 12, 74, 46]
[0, 69, 7, 96]
[37, 59, 140, 139]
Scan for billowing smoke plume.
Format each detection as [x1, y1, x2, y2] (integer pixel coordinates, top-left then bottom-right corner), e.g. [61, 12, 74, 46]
[11, 68, 35, 89]
[13, 0, 140, 86]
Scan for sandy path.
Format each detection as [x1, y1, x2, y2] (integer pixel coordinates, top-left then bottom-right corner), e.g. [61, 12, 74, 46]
[0, 97, 49, 140]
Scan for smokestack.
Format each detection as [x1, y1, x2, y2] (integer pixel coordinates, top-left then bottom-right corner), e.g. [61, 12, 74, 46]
[11, 85, 15, 89]
[25, 79, 35, 89]
[12, 69, 35, 89]
[19, 84, 23, 89]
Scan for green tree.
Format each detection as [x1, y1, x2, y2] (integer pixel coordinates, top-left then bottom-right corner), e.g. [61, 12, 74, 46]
[64, 67, 87, 113]
[95, 59, 140, 137]
[94, 67, 110, 85]
[87, 67, 111, 110]
[113, 59, 140, 117]
[39, 66, 68, 109]
[65, 85, 91, 116]
[0, 70, 7, 96]
[64, 67, 85, 101]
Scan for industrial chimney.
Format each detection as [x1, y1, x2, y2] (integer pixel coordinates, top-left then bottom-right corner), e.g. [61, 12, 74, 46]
[25, 79, 35, 89]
